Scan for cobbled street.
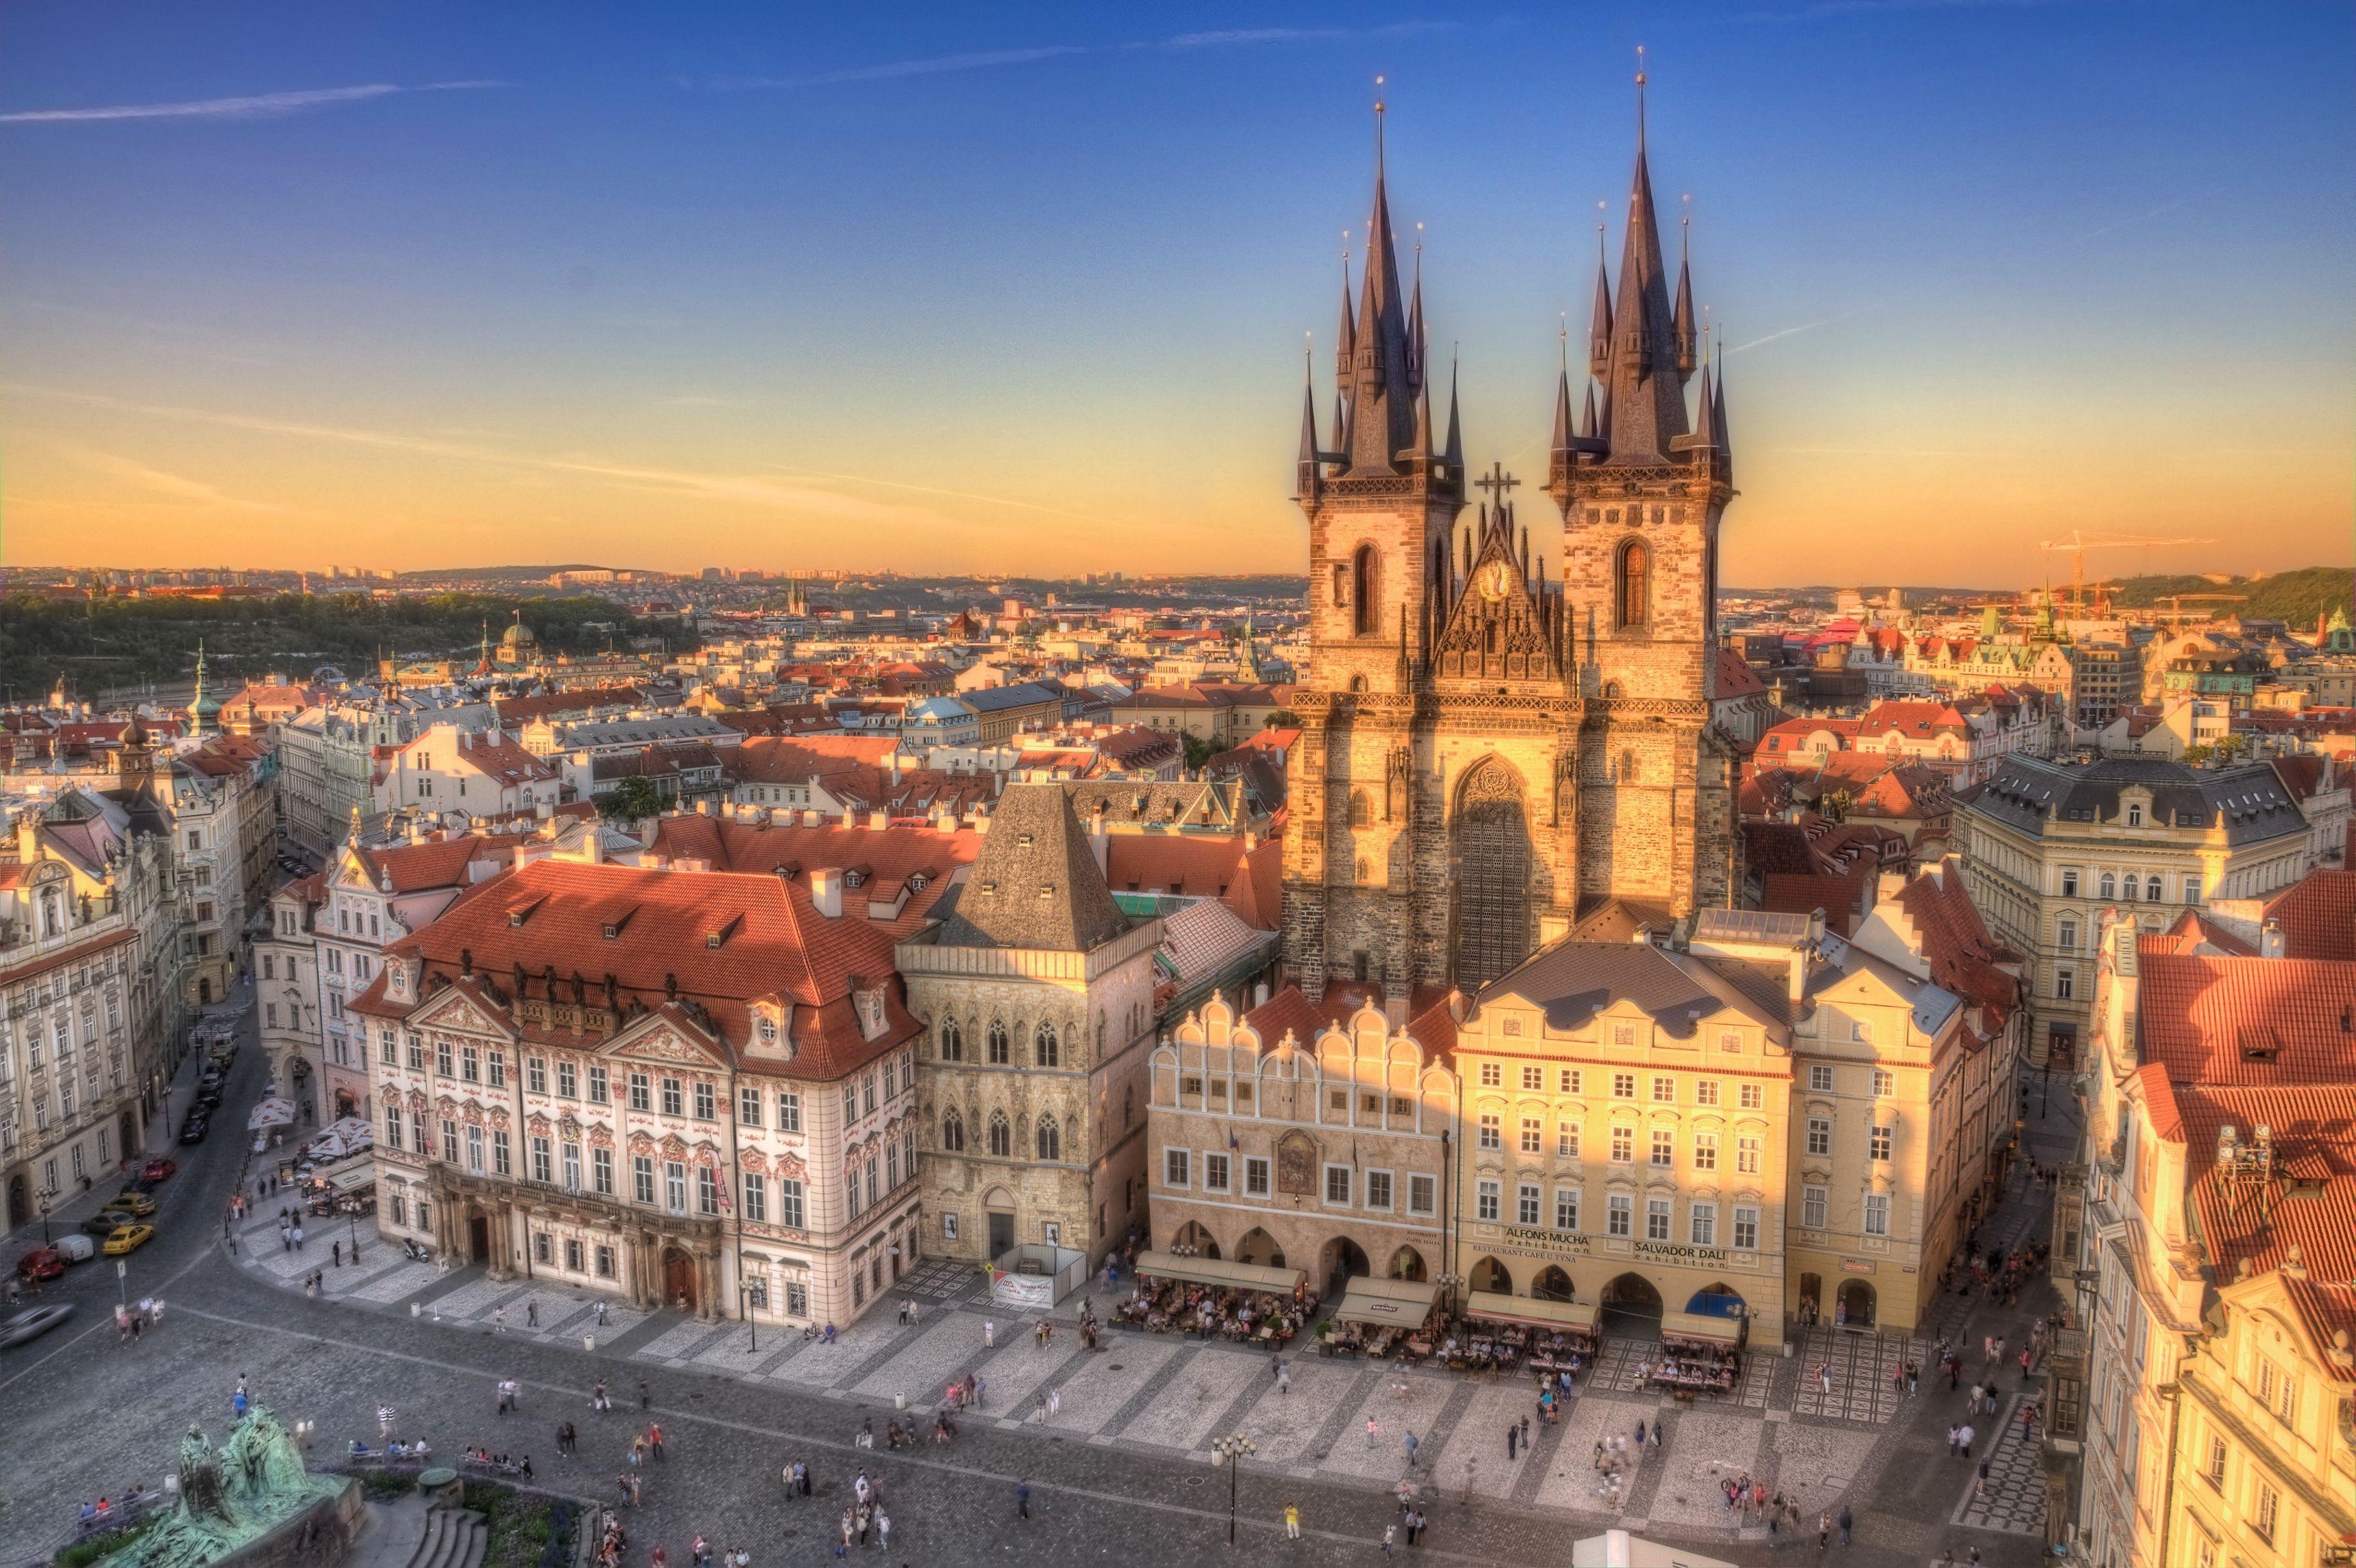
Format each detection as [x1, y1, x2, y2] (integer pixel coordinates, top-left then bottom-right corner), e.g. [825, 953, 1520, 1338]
[0, 995, 2086, 1566]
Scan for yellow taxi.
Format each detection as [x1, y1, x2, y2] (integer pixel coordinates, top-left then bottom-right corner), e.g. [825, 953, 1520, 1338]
[101, 1192, 157, 1218]
[102, 1222, 155, 1256]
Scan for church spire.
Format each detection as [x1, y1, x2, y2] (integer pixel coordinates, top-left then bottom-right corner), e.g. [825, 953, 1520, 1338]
[1712, 337, 1733, 460]
[1344, 91, 1419, 474]
[1586, 230, 1614, 380]
[1334, 254, 1356, 385]
[1296, 348, 1323, 502]
[1600, 54, 1691, 466]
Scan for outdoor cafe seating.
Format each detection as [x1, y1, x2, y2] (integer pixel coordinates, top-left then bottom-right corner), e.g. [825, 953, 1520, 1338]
[1116, 1252, 1310, 1342]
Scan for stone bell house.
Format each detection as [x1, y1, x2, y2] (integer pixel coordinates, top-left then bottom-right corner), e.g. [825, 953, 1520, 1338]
[1147, 986, 1460, 1290]
[353, 852, 933, 1328]
[903, 783, 1161, 1267]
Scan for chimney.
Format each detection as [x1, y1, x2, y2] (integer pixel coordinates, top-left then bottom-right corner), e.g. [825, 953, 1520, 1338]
[1787, 945, 1809, 1004]
[1875, 868, 1909, 907]
[2261, 919, 2286, 961]
[1087, 815, 1108, 877]
[802, 809, 823, 828]
[868, 810, 890, 832]
[810, 868, 843, 918]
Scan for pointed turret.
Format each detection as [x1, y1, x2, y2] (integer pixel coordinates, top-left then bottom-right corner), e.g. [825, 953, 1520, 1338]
[1598, 95, 1692, 465]
[1406, 260, 1427, 393]
[1580, 383, 1599, 440]
[1334, 258, 1356, 385]
[1442, 360, 1464, 474]
[1712, 342, 1732, 461]
[1586, 250, 1614, 379]
[1690, 363, 1717, 451]
[1550, 370, 1573, 466]
[1296, 372, 1323, 502]
[1408, 381, 1435, 466]
[1673, 225, 1698, 376]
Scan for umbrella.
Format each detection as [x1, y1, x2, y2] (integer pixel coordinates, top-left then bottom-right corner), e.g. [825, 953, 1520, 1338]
[324, 1117, 376, 1147]
[303, 1134, 350, 1162]
[247, 1098, 296, 1130]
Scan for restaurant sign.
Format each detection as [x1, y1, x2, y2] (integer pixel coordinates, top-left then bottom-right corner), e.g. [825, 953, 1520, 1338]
[1634, 1240, 1728, 1266]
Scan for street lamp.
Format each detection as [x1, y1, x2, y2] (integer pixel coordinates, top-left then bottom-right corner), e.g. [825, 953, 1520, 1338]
[1435, 1271, 1466, 1319]
[37, 1186, 58, 1246]
[1210, 1432, 1256, 1546]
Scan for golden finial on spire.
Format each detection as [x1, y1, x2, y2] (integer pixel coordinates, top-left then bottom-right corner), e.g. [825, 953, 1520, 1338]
[1635, 45, 1648, 146]
[1374, 74, 1387, 173]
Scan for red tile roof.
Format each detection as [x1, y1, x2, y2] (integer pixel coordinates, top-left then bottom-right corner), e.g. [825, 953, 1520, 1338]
[2265, 869, 2356, 961]
[1891, 862, 2023, 1023]
[361, 857, 918, 1081]
[644, 815, 978, 934]
[349, 832, 537, 894]
[1714, 648, 1766, 699]
[2136, 942, 2356, 1085]
[2149, 908, 2261, 958]
[1243, 981, 1458, 1061]
[1103, 832, 1282, 931]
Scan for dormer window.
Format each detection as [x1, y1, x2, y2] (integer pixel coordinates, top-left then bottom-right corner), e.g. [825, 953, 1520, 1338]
[2126, 802, 2144, 827]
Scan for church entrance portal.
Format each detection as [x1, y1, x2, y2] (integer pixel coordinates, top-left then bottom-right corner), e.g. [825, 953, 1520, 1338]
[663, 1247, 699, 1313]
[1453, 761, 1533, 991]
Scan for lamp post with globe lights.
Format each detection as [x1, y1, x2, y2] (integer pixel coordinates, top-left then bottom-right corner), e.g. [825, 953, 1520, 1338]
[1211, 1432, 1256, 1545]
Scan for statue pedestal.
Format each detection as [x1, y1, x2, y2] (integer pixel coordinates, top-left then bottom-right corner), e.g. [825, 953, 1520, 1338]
[416, 1470, 462, 1511]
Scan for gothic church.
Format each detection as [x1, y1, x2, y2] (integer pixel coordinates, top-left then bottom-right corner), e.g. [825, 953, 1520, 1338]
[1284, 93, 1740, 1004]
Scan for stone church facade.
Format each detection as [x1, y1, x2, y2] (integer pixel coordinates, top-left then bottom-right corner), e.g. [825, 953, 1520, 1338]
[1284, 106, 1740, 1004]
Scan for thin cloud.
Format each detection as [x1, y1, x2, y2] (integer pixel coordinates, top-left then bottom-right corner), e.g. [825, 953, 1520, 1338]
[1739, 0, 2081, 20]
[1, 382, 973, 531]
[1726, 306, 1872, 354]
[0, 79, 500, 125]
[74, 447, 288, 514]
[708, 23, 1455, 91]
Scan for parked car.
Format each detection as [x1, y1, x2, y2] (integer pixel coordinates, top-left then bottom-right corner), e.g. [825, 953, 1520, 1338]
[178, 1118, 209, 1145]
[140, 1158, 177, 1184]
[51, 1234, 95, 1264]
[101, 1223, 155, 1256]
[14, 1248, 64, 1282]
[100, 1192, 156, 1219]
[79, 1213, 127, 1239]
[0, 1305, 74, 1348]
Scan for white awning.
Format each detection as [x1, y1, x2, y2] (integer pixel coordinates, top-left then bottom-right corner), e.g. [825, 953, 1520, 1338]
[1465, 1291, 1599, 1333]
[1659, 1311, 1741, 1346]
[1332, 1276, 1440, 1327]
[1133, 1251, 1304, 1293]
[328, 1161, 376, 1194]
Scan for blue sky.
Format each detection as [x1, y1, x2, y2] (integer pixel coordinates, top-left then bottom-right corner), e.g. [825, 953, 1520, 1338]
[2, 1, 2349, 584]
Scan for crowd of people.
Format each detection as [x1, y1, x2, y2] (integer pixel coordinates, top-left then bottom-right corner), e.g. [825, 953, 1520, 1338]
[1114, 1278, 1308, 1342]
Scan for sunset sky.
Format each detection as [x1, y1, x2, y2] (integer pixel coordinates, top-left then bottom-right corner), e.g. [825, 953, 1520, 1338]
[2, 2, 2349, 586]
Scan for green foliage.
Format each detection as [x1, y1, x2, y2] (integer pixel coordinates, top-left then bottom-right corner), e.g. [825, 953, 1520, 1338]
[0, 592, 690, 702]
[460, 1481, 563, 1568]
[1263, 710, 1301, 729]
[608, 777, 663, 820]
[2100, 566, 2352, 629]
[2181, 744, 2214, 766]
[1179, 732, 1218, 773]
[56, 1516, 157, 1568]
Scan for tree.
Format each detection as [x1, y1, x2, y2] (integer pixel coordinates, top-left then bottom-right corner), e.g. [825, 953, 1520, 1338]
[609, 777, 663, 821]
[1263, 710, 1302, 729]
[2180, 743, 2214, 766]
[1180, 732, 1218, 774]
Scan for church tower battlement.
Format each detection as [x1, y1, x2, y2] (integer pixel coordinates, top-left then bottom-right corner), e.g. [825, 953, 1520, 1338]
[1283, 76, 1739, 1008]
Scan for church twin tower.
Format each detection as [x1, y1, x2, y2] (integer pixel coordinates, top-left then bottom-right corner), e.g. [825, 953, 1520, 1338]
[1284, 88, 1740, 1004]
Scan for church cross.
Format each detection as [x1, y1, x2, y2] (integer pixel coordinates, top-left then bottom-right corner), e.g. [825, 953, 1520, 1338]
[1473, 463, 1520, 503]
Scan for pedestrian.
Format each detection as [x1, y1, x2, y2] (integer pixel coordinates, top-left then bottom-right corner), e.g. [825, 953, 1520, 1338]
[1047, 1387, 1061, 1419]
[1278, 1362, 1290, 1394]
[1634, 1419, 1646, 1449]
[494, 1306, 509, 1334]
[293, 1224, 304, 1252]
[1404, 1430, 1419, 1469]
[875, 1510, 889, 1551]
[1284, 1503, 1300, 1540]
[596, 1300, 609, 1327]
[1506, 1423, 1517, 1460]
[1383, 1524, 1396, 1558]
[528, 1299, 539, 1329]
[234, 1391, 249, 1419]
[1946, 1424, 1959, 1457]
[638, 1378, 650, 1410]
[838, 1509, 854, 1555]
[1411, 1508, 1426, 1546]
[984, 1320, 996, 1348]
[1959, 1423, 1976, 1460]
[1817, 1513, 1830, 1554]
[1367, 1417, 1380, 1450]
[1976, 1457, 1991, 1496]
[649, 1421, 663, 1459]
[1015, 1479, 1031, 1520]
[1838, 1505, 1852, 1546]
[333, 1241, 342, 1267]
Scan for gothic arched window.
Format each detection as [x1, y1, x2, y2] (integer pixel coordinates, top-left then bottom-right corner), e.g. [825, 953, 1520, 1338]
[987, 1113, 1011, 1158]
[1036, 1119, 1061, 1162]
[2098, 873, 2117, 901]
[937, 1019, 963, 1062]
[1453, 759, 1534, 990]
[1348, 789, 1372, 828]
[2146, 876, 2164, 903]
[1034, 1023, 1059, 1068]
[940, 1109, 965, 1151]
[986, 1021, 1010, 1065]
[1353, 545, 1379, 636]
[1620, 750, 1639, 785]
[1615, 539, 1649, 629]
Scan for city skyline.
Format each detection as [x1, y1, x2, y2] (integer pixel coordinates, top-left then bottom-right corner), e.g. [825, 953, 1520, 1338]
[2, 2, 2349, 584]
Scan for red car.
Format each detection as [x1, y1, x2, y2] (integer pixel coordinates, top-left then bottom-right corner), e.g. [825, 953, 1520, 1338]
[140, 1158, 177, 1183]
[14, 1248, 64, 1282]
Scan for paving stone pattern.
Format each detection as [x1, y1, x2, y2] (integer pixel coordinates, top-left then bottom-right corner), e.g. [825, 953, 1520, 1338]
[1952, 1395, 2048, 1536]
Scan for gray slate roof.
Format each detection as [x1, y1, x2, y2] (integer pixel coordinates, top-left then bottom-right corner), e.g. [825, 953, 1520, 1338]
[1475, 941, 1796, 1036]
[938, 783, 1129, 953]
[1956, 757, 2306, 846]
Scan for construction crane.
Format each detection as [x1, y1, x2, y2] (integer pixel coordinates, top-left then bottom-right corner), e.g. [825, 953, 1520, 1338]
[2037, 532, 2216, 617]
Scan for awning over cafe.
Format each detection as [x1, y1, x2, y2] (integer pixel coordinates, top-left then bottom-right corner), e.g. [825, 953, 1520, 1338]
[1332, 1276, 1440, 1327]
[1464, 1291, 1599, 1333]
[1133, 1251, 1304, 1293]
[327, 1160, 376, 1194]
[1659, 1310, 1741, 1347]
